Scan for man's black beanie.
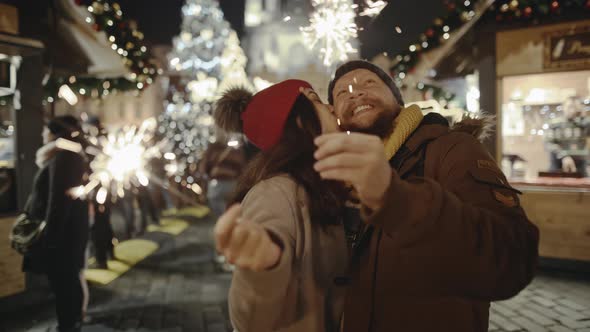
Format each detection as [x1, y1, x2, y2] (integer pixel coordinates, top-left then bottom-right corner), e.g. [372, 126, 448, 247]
[327, 60, 405, 106]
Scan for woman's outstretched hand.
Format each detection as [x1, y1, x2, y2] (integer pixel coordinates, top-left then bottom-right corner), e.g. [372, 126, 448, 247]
[214, 205, 282, 272]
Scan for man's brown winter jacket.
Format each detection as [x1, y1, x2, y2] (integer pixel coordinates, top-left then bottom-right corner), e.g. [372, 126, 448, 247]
[343, 113, 540, 332]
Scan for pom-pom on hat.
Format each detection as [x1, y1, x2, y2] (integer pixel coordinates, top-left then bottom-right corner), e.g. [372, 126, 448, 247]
[214, 79, 312, 151]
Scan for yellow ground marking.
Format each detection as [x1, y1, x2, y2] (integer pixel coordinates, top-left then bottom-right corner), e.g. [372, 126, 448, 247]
[147, 218, 189, 235]
[85, 239, 159, 285]
[174, 205, 210, 218]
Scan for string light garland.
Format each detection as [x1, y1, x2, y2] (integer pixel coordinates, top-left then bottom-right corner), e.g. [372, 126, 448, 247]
[46, 0, 159, 101]
[388, 0, 590, 86]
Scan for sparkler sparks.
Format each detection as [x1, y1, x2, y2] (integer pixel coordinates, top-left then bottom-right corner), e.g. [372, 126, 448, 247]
[300, 0, 358, 67]
[67, 117, 205, 206]
[92, 126, 159, 200]
[69, 119, 163, 203]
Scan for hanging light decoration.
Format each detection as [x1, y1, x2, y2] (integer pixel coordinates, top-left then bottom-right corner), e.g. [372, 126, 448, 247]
[359, 0, 387, 17]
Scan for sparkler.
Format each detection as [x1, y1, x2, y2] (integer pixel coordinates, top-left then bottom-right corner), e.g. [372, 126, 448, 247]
[67, 116, 241, 207]
[69, 119, 164, 204]
[300, 0, 358, 67]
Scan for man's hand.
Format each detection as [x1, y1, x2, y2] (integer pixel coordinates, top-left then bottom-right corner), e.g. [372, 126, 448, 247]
[562, 156, 577, 173]
[214, 205, 282, 272]
[314, 133, 392, 211]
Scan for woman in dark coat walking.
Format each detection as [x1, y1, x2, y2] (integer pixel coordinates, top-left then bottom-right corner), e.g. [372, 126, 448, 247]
[22, 115, 89, 332]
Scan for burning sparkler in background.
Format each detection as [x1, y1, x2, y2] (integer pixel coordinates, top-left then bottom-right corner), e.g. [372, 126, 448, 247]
[70, 118, 166, 204]
[300, 0, 358, 67]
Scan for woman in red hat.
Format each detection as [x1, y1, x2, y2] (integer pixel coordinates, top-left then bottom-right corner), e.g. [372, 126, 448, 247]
[213, 80, 348, 332]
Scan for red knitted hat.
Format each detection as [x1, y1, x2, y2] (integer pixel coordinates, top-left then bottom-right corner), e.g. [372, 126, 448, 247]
[241, 79, 312, 150]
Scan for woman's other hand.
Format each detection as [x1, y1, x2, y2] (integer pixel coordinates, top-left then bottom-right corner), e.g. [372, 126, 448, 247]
[214, 205, 282, 272]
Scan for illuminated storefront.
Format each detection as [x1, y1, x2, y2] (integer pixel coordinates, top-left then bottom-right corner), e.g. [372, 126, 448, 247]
[0, 16, 44, 297]
[496, 20, 590, 263]
[403, 17, 590, 263]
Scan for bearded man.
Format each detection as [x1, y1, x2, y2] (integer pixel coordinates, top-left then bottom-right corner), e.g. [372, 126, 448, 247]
[314, 60, 539, 332]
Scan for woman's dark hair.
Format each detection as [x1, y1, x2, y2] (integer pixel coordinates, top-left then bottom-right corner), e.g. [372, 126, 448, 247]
[47, 115, 82, 139]
[231, 95, 346, 226]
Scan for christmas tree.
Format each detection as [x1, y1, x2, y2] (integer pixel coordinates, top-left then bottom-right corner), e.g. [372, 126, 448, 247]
[158, 0, 251, 184]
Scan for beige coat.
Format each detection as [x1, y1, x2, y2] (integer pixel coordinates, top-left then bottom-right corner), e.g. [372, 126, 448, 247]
[229, 175, 349, 332]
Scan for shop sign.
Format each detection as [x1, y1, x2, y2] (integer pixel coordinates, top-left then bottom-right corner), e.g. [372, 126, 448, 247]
[544, 25, 590, 70]
[0, 4, 19, 35]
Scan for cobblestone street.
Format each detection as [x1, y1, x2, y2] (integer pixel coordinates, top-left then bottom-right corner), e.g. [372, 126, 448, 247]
[1, 213, 589, 332]
[1, 213, 233, 332]
[490, 273, 590, 332]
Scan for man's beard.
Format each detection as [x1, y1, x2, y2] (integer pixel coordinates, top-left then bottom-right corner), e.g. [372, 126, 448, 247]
[342, 107, 398, 139]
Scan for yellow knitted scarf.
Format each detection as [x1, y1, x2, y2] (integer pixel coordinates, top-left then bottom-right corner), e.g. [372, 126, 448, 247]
[383, 104, 424, 160]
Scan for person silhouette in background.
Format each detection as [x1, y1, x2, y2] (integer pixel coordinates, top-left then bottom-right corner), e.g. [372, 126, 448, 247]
[23, 116, 89, 332]
[83, 116, 115, 269]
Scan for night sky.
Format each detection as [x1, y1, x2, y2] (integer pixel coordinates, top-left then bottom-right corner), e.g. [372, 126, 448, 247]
[5, 0, 447, 59]
[114, 0, 447, 59]
[113, 0, 246, 44]
[360, 0, 447, 59]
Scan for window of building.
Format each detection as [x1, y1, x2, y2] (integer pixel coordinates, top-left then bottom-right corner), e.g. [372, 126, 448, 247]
[0, 58, 16, 213]
[501, 70, 590, 187]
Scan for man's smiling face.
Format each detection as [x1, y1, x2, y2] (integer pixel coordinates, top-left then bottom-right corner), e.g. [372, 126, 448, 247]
[332, 69, 401, 137]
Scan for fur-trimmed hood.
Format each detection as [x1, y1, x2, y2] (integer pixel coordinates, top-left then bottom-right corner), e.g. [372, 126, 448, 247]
[399, 112, 496, 157]
[35, 141, 59, 168]
[451, 114, 495, 142]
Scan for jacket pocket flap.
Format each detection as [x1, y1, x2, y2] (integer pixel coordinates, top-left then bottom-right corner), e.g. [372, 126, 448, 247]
[468, 169, 523, 195]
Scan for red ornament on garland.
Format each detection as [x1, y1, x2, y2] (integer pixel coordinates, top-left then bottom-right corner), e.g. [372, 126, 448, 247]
[426, 28, 435, 38]
[75, 0, 83, 5]
[524, 6, 532, 17]
[551, 1, 559, 12]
